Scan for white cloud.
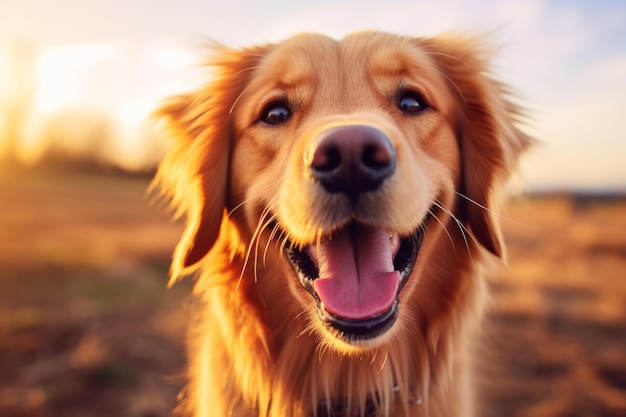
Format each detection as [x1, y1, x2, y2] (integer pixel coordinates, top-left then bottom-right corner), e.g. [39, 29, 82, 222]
[590, 54, 626, 83]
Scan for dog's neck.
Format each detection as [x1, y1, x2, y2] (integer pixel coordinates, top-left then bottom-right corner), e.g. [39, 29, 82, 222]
[315, 397, 377, 417]
[312, 386, 422, 417]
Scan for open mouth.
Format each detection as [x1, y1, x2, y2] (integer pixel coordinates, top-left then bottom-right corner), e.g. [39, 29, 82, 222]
[285, 218, 427, 342]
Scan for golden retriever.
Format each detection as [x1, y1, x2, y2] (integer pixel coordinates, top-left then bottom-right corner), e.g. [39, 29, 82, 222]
[153, 31, 531, 417]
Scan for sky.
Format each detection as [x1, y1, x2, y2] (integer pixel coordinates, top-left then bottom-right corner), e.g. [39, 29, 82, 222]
[0, 0, 625, 190]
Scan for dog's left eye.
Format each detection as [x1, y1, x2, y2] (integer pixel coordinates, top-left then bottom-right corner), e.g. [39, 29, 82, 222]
[397, 92, 428, 114]
[260, 101, 292, 125]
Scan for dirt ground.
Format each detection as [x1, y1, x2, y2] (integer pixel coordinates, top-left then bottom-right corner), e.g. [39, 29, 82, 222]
[0, 166, 624, 417]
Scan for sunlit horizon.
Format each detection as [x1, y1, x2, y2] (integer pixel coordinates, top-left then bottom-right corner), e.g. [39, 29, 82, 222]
[1, 0, 625, 190]
[0, 37, 202, 170]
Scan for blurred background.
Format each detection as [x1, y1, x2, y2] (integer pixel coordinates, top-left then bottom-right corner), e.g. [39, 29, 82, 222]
[0, 1, 624, 416]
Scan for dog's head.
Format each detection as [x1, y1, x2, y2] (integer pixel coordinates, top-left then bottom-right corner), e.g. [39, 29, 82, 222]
[154, 31, 530, 351]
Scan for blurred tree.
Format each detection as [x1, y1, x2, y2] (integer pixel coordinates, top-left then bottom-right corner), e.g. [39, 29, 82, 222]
[0, 39, 38, 163]
[37, 106, 119, 170]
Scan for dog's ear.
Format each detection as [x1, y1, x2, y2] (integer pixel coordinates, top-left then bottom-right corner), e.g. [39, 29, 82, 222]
[421, 35, 532, 258]
[153, 45, 269, 278]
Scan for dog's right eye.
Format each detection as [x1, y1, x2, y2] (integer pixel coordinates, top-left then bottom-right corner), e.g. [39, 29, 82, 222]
[260, 102, 292, 125]
[397, 91, 429, 114]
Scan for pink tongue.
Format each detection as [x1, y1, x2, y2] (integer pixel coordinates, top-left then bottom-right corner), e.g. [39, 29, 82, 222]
[311, 225, 399, 320]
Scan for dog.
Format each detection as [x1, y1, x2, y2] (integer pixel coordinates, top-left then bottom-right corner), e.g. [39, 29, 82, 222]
[153, 31, 531, 417]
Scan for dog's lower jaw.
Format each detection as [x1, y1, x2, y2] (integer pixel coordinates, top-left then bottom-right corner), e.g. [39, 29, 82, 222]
[285, 219, 426, 346]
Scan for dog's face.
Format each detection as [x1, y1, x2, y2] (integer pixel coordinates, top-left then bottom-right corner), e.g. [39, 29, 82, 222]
[156, 31, 529, 352]
[230, 33, 461, 348]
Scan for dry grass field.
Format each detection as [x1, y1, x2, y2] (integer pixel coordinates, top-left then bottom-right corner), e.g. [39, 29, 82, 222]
[1, 165, 624, 417]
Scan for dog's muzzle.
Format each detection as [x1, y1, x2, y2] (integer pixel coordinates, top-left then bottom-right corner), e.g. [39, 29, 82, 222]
[283, 126, 428, 343]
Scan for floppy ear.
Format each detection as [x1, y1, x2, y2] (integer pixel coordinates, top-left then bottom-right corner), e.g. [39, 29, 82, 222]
[153, 45, 269, 279]
[421, 35, 532, 257]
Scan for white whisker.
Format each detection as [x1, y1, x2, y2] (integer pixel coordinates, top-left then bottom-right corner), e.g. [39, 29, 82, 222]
[280, 234, 291, 254]
[253, 213, 276, 283]
[424, 50, 468, 66]
[237, 206, 271, 291]
[263, 220, 282, 267]
[226, 197, 253, 220]
[432, 201, 475, 259]
[455, 191, 531, 228]
[430, 67, 467, 106]
[297, 321, 316, 339]
[428, 204, 456, 254]
[229, 82, 256, 115]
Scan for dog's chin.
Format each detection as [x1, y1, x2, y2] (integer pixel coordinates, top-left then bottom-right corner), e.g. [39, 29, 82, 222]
[284, 217, 427, 347]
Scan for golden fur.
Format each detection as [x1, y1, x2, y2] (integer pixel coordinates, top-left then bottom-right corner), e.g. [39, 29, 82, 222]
[153, 31, 531, 417]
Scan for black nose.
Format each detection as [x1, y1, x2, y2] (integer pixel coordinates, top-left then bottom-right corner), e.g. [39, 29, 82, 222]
[308, 126, 396, 202]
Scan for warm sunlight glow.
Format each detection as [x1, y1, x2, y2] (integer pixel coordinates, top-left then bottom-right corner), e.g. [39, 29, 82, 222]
[0, 41, 38, 161]
[34, 44, 120, 116]
[113, 100, 156, 171]
[0, 115, 6, 159]
[0, 38, 201, 168]
[0, 47, 10, 99]
[13, 44, 123, 164]
[0, 47, 10, 157]
[146, 43, 197, 69]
